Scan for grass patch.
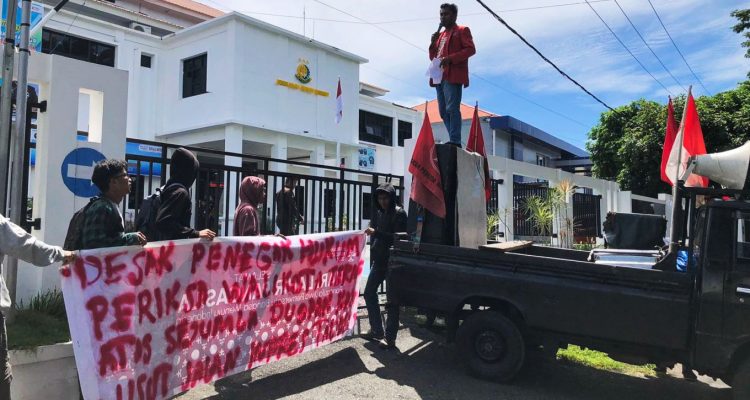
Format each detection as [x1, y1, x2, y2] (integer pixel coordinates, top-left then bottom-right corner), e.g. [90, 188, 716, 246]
[7, 289, 70, 350]
[6, 309, 70, 350]
[557, 345, 656, 377]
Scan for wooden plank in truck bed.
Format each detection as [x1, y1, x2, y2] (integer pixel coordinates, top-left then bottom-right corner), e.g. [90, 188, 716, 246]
[479, 241, 533, 253]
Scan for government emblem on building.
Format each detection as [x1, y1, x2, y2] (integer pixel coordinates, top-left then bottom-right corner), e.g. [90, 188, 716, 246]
[295, 59, 311, 84]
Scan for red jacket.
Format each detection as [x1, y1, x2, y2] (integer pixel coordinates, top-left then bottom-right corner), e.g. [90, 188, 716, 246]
[429, 25, 476, 88]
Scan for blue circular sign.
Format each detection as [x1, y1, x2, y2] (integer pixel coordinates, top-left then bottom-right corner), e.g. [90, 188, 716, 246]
[60, 148, 106, 198]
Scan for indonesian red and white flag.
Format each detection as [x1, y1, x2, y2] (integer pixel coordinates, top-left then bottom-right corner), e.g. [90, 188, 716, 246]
[660, 97, 678, 185]
[409, 110, 446, 218]
[466, 102, 491, 201]
[665, 89, 708, 187]
[335, 78, 343, 124]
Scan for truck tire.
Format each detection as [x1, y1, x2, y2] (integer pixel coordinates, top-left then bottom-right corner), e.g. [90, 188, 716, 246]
[456, 311, 525, 382]
[732, 358, 750, 400]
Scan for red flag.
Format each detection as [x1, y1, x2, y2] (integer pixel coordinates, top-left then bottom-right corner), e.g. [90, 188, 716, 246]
[466, 103, 491, 201]
[409, 110, 446, 218]
[660, 98, 678, 185]
[335, 79, 343, 124]
[665, 89, 708, 187]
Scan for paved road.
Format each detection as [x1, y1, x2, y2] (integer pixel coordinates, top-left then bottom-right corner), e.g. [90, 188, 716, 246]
[177, 316, 731, 400]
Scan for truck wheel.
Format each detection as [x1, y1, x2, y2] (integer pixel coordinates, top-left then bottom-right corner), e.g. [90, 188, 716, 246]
[457, 311, 525, 382]
[732, 358, 750, 400]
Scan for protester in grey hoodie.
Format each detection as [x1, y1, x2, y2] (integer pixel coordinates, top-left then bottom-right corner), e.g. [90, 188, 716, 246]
[0, 214, 75, 399]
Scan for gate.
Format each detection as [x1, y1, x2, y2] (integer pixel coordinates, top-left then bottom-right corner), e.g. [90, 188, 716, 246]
[513, 181, 549, 237]
[123, 138, 404, 237]
[573, 192, 602, 240]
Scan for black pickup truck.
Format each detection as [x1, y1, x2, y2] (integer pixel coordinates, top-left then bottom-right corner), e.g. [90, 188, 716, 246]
[389, 188, 750, 399]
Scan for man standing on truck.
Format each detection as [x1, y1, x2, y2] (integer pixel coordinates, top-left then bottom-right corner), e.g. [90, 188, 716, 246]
[362, 183, 407, 349]
[429, 3, 475, 147]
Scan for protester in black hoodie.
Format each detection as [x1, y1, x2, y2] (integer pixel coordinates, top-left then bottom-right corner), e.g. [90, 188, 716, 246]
[154, 148, 216, 241]
[362, 183, 407, 350]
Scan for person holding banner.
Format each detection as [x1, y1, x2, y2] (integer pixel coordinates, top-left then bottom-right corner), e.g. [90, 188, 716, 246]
[81, 159, 148, 249]
[0, 214, 76, 399]
[362, 183, 407, 349]
[234, 176, 266, 236]
[155, 148, 216, 241]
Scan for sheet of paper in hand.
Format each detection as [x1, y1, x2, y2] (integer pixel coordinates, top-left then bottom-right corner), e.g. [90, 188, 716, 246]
[426, 58, 443, 84]
[60, 231, 365, 400]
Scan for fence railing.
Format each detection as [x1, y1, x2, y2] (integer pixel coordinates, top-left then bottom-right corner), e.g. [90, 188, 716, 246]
[573, 192, 602, 239]
[123, 138, 404, 237]
[513, 182, 549, 237]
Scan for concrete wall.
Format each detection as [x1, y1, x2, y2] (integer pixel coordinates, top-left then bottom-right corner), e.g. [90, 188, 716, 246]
[15, 54, 129, 304]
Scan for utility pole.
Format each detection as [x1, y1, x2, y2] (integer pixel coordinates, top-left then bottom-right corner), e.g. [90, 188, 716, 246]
[0, 0, 18, 213]
[6, 0, 31, 304]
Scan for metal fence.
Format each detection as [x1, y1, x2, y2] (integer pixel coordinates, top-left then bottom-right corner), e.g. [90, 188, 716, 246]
[123, 138, 404, 237]
[573, 192, 602, 239]
[513, 182, 549, 236]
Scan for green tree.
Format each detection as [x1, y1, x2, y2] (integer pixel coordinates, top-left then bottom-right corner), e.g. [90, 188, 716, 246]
[586, 82, 750, 197]
[732, 8, 750, 77]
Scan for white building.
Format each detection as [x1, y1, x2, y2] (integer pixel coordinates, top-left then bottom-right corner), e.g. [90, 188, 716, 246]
[33, 0, 418, 175]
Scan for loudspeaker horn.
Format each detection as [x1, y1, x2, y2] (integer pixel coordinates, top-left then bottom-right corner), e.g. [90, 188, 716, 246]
[692, 141, 750, 190]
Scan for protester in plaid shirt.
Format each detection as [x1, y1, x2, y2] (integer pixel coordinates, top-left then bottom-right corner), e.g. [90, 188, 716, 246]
[80, 159, 147, 250]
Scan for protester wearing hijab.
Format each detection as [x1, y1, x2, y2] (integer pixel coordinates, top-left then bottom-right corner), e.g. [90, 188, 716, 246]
[154, 148, 216, 241]
[234, 176, 266, 236]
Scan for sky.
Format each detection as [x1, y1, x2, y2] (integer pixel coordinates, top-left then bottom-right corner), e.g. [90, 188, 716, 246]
[196, 0, 749, 150]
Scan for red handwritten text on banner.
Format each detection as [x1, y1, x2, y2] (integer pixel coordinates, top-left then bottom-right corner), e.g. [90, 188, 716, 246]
[60, 231, 365, 400]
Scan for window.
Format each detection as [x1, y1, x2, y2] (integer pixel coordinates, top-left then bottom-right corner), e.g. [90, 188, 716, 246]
[359, 110, 393, 146]
[42, 29, 115, 67]
[140, 54, 152, 68]
[182, 54, 207, 98]
[536, 153, 550, 167]
[737, 213, 750, 264]
[397, 120, 412, 147]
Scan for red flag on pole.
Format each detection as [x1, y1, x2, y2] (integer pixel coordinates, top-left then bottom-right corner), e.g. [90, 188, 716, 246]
[665, 89, 708, 187]
[335, 78, 343, 124]
[660, 97, 678, 185]
[409, 108, 446, 218]
[466, 102, 491, 201]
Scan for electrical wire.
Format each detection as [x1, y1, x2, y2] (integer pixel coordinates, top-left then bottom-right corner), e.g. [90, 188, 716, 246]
[312, 0, 593, 127]
[232, 1, 613, 25]
[584, 0, 673, 96]
[646, 0, 710, 95]
[476, 0, 615, 111]
[612, 0, 685, 92]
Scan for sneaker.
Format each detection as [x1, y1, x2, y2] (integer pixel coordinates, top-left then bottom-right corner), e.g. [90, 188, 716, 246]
[378, 338, 396, 350]
[360, 331, 384, 342]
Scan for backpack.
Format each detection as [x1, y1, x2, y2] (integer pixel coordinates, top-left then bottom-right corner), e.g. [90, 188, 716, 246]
[63, 197, 100, 251]
[134, 183, 184, 241]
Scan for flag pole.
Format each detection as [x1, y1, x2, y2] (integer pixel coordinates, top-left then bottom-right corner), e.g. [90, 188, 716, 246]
[668, 86, 691, 253]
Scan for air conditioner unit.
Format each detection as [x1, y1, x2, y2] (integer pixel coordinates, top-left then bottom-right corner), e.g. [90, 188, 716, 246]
[129, 22, 152, 34]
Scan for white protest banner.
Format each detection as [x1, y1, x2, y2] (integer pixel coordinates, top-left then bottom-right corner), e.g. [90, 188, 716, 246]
[60, 231, 365, 400]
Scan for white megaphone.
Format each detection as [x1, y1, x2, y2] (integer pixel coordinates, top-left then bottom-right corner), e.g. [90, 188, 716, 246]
[689, 141, 750, 190]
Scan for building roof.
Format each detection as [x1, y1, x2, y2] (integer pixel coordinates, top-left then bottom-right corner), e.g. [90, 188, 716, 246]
[411, 99, 495, 123]
[159, 0, 224, 18]
[359, 82, 389, 98]
[489, 116, 589, 158]
[168, 12, 368, 64]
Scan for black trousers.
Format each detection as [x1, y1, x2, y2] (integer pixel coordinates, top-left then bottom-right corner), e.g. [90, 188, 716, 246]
[363, 261, 400, 341]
